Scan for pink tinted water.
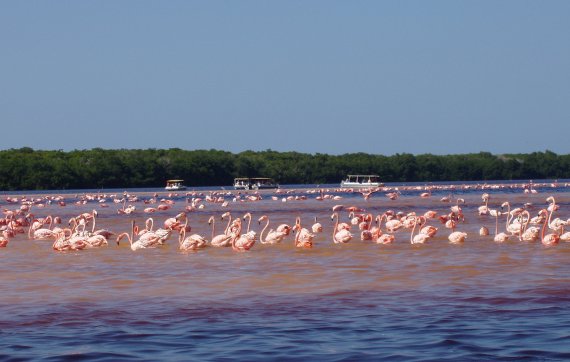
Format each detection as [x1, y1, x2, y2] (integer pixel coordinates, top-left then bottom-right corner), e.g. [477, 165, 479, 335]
[1, 185, 570, 360]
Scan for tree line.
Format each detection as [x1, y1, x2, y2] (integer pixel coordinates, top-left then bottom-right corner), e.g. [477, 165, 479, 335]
[0, 147, 568, 190]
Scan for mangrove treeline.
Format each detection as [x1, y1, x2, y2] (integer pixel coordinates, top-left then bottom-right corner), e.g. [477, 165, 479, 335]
[0, 148, 569, 191]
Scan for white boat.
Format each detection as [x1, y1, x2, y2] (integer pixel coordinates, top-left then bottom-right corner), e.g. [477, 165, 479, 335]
[165, 179, 187, 191]
[234, 177, 279, 190]
[340, 175, 383, 188]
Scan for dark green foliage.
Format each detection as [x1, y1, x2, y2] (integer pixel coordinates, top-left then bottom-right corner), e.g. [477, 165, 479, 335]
[0, 148, 567, 190]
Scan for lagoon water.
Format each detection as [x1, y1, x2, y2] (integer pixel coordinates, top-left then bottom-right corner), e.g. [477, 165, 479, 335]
[1, 181, 570, 361]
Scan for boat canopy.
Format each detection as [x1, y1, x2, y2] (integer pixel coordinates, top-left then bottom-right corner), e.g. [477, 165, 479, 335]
[345, 175, 380, 182]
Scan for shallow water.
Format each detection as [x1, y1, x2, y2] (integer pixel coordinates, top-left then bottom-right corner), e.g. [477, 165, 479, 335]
[1, 182, 570, 361]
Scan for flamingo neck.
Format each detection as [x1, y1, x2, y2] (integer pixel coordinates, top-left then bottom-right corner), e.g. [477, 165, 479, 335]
[260, 217, 269, 243]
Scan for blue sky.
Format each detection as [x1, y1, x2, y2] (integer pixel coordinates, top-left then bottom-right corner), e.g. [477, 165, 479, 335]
[1, 1, 569, 156]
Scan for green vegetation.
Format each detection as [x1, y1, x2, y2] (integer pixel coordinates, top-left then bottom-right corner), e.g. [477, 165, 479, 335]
[0, 148, 568, 190]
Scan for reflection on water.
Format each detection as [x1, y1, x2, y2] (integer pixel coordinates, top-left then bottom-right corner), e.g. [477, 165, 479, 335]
[1, 182, 570, 360]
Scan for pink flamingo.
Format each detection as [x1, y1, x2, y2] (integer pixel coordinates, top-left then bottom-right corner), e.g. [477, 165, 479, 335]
[559, 224, 570, 242]
[28, 215, 57, 240]
[210, 212, 233, 247]
[276, 223, 292, 236]
[411, 217, 430, 244]
[546, 196, 566, 233]
[141, 212, 184, 245]
[243, 212, 253, 232]
[478, 193, 490, 215]
[0, 234, 8, 247]
[117, 220, 161, 250]
[258, 215, 287, 244]
[520, 210, 539, 242]
[448, 230, 467, 244]
[490, 209, 509, 242]
[293, 217, 314, 248]
[420, 186, 432, 198]
[331, 212, 352, 243]
[177, 215, 207, 251]
[540, 208, 560, 246]
[384, 217, 403, 233]
[372, 213, 395, 244]
[311, 216, 323, 234]
[418, 216, 438, 237]
[52, 228, 87, 251]
[231, 218, 256, 252]
[90, 210, 114, 239]
[178, 228, 207, 251]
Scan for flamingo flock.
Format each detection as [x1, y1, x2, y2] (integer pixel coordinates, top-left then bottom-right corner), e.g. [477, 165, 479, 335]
[1, 182, 570, 252]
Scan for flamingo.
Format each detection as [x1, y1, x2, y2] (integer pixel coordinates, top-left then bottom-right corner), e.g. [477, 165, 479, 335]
[311, 216, 323, 234]
[418, 216, 438, 237]
[276, 223, 292, 236]
[545, 196, 566, 233]
[178, 228, 207, 251]
[490, 209, 509, 242]
[210, 212, 234, 247]
[448, 230, 467, 244]
[0, 235, 8, 247]
[540, 208, 560, 246]
[331, 212, 352, 243]
[28, 215, 57, 240]
[384, 217, 403, 233]
[258, 215, 287, 244]
[520, 210, 539, 242]
[178, 215, 208, 251]
[371, 213, 395, 244]
[142, 212, 185, 245]
[478, 193, 490, 215]
[243, 212, 253, 232]
[420, 187, 432, 198]
[360, 188, 380, 201]
[559, 226, 570, 242]
[90, 210, 115, 239]
[231, 218, 256, 252]
[52, 228, 87, 251]
[411, 217, 430, 244]
[117, 220, 162, 250]
[293, 217, 314, 248]
[501, 202, 524, 236]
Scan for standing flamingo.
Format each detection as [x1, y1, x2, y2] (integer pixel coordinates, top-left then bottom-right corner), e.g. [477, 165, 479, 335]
[411, 217, 430, 244]
[372, 213, 395, 244]
[546, 196, 566, 233]
[311, 216, 323, 234]
[490, 209, 509, 242]
[117, 220, 162, 250]
[540, 208, 560, 246]
[210, 212, 234, 247]
[258, 215, 287, 244]
[293, 217, 314, 248]
[478, 193, 490, 215]
[331, 212, 352, 243]
[231, 218, 256, 252]
[0, 234, 8, 247]
[520, 210, 539, 242]
[178, 214, 208, 251]
[243, 212, 253, 232]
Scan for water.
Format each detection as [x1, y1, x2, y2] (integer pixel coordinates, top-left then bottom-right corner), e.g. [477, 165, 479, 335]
[1, 181, 570, 361]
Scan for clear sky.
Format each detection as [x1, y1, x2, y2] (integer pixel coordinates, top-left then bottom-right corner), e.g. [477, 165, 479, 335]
[1, 1, 569, 156]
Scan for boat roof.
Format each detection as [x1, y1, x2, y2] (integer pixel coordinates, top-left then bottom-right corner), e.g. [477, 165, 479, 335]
[234, 177, 275, 181]
[346, 174, 380, 178]
[166, 179, 184, 183]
